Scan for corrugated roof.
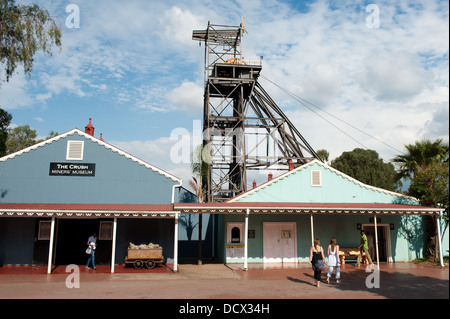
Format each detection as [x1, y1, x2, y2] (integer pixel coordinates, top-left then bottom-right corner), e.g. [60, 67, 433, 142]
[0, 203, 176, 218]
[227, 159, 418, 203]
[174, 201, 443, 215]
[0, 128, 182, 184]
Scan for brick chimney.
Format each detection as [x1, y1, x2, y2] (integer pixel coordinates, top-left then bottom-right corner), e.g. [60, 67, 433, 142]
[268, 172, 273, 181]
[253, 180, 257, 189]
[288, 160, 294, 171]
[85, 118, 95, 136]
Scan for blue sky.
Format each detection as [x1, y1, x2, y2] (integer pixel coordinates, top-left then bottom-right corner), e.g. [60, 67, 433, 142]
[1, 0, 448, 187]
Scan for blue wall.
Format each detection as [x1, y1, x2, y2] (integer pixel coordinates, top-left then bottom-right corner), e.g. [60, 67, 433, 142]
[0, 131, 178, 204]
[0, 218, 35, 265]
[0, 130, 201, 265]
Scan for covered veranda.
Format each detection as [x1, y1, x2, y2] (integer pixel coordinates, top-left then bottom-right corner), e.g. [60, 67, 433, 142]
[174, 202, 446, 269]
[0, 203, 182, 274]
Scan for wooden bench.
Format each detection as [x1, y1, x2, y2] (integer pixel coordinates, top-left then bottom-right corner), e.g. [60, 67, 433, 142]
[339, 248, 368, 265]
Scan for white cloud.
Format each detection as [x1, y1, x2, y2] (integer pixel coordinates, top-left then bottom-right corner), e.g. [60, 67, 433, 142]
[3, 0, 448, 171]
[420, 101, 449, 139]
[110, 132, 195, 184]
[40, 71, 85, 97]
[166, 81, 203, 115]
[296, 63, 346, 106]
[0, 72, 33, 110]
[357, 51, 433, 101]
[158, 6, 205, 48]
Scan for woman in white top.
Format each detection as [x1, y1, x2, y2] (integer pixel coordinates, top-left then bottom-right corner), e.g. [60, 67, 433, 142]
[326, 237, 341, 283]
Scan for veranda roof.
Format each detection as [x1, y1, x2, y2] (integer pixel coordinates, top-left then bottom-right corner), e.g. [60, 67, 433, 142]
[174, 202, 443, 215]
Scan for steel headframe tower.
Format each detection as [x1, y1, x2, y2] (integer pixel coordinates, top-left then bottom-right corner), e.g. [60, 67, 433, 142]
[193, 21, 320, 202]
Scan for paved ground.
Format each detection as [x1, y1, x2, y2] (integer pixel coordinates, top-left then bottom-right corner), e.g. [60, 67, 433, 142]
[0, 262, 447, 300]
[0, 262, 447, 317]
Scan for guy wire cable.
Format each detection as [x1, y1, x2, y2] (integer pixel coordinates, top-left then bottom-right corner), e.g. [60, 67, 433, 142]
[260, 74, 405, 155]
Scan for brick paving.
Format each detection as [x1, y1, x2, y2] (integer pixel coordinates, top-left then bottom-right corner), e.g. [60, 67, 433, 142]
[0, 262, 447, 300]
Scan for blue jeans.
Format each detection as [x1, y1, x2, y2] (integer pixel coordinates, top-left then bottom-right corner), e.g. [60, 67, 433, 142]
[327, 265, 340, 279]
[86, 250, 96, 268]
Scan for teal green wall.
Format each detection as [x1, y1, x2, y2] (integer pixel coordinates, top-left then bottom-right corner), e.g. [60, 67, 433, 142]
[234, 162, 419, 205]
[220, 160, 439, 264]
[219, 213, 430, 263]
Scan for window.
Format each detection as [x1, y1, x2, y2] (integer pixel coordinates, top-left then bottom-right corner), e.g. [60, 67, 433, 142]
[38, 221, 52, 240]
[66, 140, 84, 160]
[231, 227, 241, 243]
[311, 170, 322, 186]
[227, 222, 244, 243]
[99, 221, 113, 240]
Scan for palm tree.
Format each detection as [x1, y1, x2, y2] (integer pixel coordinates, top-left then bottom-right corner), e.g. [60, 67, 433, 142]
[190, 145, 211, 265]
[392, 138, 449, 180]
[393, 138, 449, 260]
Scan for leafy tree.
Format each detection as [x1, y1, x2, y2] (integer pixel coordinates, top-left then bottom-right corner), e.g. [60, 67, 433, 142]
[5, 126, 58, 154]
[36, 130, 58, 143]
[5, 124, 37, 154]
[316, 149, 330, 163]
[394, 139, 449, 261]
[0, 107, 12, 156]
[392, 139, 449, 181]
[331, 148, 401, 192]
[408, 161, 449, 260]
[190, 144, 211, 265]
[1, 0, 62, 84]
[190, 144, 211, 202]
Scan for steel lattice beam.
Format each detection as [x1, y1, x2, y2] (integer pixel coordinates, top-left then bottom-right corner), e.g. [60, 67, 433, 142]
[193, 22, 320, 202]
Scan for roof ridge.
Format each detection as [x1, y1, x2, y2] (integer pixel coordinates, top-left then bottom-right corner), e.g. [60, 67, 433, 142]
[0, 128, 182, 183]
[227, 159, 318, 202]
[228, 159, 417, 202]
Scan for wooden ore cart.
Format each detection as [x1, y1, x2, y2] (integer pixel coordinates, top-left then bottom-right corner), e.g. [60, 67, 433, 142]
[125, 248, 164, 269]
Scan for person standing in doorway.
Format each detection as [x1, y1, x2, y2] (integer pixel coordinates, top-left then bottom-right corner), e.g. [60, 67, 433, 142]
[86, 233, 97, 270]
[357, 230, 373, 267]
[309, 238, 326, 287]
[326, 237, 341, 283]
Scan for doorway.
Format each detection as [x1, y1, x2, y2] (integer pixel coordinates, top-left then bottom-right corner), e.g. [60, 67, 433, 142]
[362, 224, 392, 262]
[263, 222, 297, 263]
[55, 219, 112, 266]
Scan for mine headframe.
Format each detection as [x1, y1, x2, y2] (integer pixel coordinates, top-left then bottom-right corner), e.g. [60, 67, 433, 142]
[193, 22, 320, 202]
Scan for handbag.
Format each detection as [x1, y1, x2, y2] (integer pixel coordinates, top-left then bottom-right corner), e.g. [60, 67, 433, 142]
[85, 246, 92, 255]
[314, 260, 325, 271]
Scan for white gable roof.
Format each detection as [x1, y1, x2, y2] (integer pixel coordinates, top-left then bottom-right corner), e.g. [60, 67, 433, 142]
[228, 159, 418, 203]
[0, 128, 182, 183]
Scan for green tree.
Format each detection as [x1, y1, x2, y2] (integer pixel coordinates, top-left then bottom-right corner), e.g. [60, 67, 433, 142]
[331, 148, 401, 191]
[190, 144, 211, 265]
[316, 149, 330, 163]
[394, 139, 449, 261]
[392, 139, 449, 181]
[0, 107, 12, 156]
[408, 162, 449, 260]
[5, 124, 37, 154]
[36, 130, 58, 143]
[1, 0, 62, 84]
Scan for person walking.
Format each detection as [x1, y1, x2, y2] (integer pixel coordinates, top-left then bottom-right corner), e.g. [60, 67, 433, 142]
[326, 237, 340, 283]
[309, 238, 326, 287]
[86, 233, 97, 270]
[357, 230, 373, 267]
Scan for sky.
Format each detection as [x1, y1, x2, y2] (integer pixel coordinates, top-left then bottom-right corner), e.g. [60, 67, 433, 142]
[1, 0, 449, 189]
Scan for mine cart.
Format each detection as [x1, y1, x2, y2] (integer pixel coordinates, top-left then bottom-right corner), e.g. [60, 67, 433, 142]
[125, 247, 164, 269]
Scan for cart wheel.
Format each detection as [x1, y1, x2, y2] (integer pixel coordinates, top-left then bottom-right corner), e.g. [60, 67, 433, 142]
[134, 260, 144, 269]
[145, 260, 155, 269]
